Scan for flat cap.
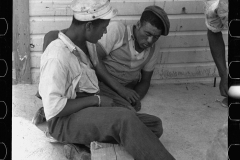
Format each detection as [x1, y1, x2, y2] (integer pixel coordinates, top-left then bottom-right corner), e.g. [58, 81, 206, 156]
[144, 6, 170, 36]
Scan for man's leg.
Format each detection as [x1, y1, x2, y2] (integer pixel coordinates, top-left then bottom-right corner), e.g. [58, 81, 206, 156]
[205, 0, 228, 98]
[136, 113, 163, 138]
[48, 107, 175, 160]
[207, 29, 228, 97]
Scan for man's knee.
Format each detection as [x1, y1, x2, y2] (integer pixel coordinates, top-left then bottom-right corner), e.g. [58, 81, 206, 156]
[155, 117, 163, 138]
[115, 108, 138, 125]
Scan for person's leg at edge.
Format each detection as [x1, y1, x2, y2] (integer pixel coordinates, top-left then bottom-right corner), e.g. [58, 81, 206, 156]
[47, 107, 175, 160]
[207, 29, 228, 97]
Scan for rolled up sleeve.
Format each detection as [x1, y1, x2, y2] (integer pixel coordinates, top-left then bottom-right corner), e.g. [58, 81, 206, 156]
[39, 58, 68, 120]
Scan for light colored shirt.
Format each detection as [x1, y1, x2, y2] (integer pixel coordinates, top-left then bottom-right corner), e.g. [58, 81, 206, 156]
[39, 32, 99, 120]
[204, 0, 228, 32]
[98, 21, 160, 84]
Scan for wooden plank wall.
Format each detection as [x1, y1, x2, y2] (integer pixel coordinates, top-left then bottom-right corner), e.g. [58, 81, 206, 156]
[29, 0, 228, 84]
[13, 0, 32, 84]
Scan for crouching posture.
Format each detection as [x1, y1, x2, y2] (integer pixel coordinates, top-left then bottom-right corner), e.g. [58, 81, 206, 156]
[38, 0, 175, 159]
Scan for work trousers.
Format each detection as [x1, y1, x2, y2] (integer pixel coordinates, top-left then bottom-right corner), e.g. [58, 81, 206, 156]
[48, 107, 175, 160]
[48, 82, 175, 160]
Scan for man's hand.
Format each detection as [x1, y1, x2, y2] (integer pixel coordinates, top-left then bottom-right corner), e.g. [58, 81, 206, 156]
[131, 100, 141, 112]
[219, 77, 228, 97]
[100, 95, 114, 107]
[118, 87, 140, 104]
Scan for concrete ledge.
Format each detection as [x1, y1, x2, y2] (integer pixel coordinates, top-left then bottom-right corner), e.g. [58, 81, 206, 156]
[12, 117, 66, 160]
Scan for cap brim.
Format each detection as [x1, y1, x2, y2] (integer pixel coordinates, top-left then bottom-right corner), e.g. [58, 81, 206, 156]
[100, 8, 118, 20]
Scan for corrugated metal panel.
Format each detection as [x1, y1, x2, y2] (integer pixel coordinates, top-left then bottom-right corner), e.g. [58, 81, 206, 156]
[29, 0, 228, 84]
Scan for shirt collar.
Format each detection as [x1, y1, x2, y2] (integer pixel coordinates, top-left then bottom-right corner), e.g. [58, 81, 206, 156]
[127, 25, 154, 52]
[58, 31, 77, 53]
[127, 25, 136, 41]
[58, 31, 98, 67]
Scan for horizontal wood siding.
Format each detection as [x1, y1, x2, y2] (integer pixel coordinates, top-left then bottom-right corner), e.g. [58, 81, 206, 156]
[29, 31, 228, 52]
[29, 0, 206, 16]
[30, 14, 208, 34]
[29, 0, 228, 84]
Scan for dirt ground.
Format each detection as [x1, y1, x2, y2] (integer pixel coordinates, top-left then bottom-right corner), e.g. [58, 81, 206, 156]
[12, 83, 227, 160]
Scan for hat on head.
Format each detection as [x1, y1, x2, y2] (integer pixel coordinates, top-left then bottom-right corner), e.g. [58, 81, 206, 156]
[71, 0, 118, 21]
[144, 6, 170, 36]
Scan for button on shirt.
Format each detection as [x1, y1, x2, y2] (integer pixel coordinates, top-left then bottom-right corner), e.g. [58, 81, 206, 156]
[39, 32, 99, 120]
[98, 21, 160, 84]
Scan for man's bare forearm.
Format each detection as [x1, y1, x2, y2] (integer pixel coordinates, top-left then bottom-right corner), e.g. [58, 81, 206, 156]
[95, 61, 125, 94]
[133, 70, 153, 100]
[134, 81, 150, 100]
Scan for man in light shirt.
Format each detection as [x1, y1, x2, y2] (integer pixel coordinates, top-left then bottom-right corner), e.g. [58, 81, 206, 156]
[95, 6, 170, 111]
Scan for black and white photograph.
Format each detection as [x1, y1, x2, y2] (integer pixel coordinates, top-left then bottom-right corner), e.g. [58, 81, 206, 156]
[10, 0, 240, 160]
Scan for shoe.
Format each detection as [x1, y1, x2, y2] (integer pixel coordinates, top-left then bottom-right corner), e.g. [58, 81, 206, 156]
[221, 97, 228, 108]
[45, 130, 59, 143]
[216, 97, 228, 108]
[64, 144, 91, 160]
[32, 107, 46, 125]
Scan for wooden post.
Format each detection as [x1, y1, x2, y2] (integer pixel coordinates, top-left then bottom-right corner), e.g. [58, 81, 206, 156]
[13, 0, 32, 84]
